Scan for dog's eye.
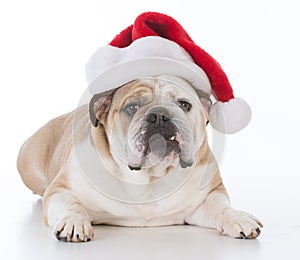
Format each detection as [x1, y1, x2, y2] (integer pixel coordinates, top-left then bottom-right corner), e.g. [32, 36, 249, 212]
[124, 103, 139, 116]
[178, 100, 192, 112]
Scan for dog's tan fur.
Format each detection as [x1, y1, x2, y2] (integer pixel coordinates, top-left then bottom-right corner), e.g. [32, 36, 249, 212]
[17, 78, 262, 242]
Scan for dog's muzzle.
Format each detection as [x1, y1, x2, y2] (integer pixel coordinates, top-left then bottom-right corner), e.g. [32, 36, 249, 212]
[128, 106, 193, 171]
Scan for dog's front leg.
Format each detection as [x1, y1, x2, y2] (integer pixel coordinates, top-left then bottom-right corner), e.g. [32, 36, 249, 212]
[43, 186, 94, 242]
[185, 183, 263, 239]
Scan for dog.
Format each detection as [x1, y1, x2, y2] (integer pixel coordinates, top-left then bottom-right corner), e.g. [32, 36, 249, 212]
[17, 75, 262, 242]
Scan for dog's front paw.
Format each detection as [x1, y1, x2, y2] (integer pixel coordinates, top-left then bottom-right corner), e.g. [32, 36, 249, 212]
[218, 209, 263, 239]
[54, 215, 94, 242]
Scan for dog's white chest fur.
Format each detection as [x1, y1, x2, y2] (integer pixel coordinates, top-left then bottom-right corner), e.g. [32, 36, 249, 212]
[66, 149, 211, 227]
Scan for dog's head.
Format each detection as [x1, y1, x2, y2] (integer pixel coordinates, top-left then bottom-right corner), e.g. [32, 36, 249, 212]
[89, 75, 210, 176]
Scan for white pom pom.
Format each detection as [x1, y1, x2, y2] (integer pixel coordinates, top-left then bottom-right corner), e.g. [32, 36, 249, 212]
[208, 97, 252, 134]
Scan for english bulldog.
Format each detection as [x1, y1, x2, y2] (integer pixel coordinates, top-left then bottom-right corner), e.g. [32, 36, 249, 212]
[17, 75, 262, 242]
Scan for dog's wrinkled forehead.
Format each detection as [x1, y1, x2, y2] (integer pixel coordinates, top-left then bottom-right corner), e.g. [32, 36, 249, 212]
[140, 75, 196, 97]
[113, 75, 199, 106]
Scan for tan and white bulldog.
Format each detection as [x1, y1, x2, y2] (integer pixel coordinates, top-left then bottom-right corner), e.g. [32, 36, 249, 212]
[17, 75, 262, 242]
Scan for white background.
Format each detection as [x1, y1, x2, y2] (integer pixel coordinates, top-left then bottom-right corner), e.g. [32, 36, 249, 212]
[1, 0, 300, 259]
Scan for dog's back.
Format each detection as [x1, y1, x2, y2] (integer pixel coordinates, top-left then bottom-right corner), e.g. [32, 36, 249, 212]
[17, 111, 74, 195]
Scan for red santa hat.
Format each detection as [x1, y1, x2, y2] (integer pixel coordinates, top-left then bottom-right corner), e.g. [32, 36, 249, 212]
[86, 12, 251, 134]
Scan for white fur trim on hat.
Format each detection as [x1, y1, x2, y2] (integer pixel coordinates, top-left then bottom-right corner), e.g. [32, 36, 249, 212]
[208, 97, 252, 134]
[86, 36, 211, 95]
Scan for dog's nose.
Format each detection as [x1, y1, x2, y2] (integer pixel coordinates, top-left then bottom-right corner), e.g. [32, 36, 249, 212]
[146, 113, 170, 123]
[145, 107, 171, 124]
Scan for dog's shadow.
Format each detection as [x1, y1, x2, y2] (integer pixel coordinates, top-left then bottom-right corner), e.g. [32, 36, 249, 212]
[22, 197, 49, 236]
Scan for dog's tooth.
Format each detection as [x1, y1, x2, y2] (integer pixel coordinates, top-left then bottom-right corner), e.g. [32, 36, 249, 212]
[169, 136, 175, 141]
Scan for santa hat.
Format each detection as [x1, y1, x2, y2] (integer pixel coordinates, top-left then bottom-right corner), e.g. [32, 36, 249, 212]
[86, 12, 251, 134]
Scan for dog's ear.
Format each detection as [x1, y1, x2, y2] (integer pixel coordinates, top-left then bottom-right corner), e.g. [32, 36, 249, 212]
[194, 88, 212, 126]
[89, 89, 116, 127]
[194, 88, 212, 113]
